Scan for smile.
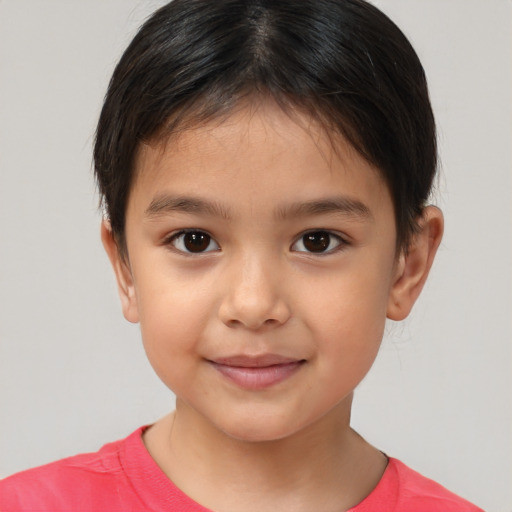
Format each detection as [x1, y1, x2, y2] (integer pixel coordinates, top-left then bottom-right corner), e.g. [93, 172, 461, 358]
[208, 355, 305, 390]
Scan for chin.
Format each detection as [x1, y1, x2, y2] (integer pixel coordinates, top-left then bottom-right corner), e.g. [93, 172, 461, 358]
[212, 411, 309, 444]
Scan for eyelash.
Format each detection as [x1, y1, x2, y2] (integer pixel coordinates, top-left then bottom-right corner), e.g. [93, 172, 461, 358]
[163, 229, 348, 255]
[164, 229, 220, 255]
[291, 230, 348, 255]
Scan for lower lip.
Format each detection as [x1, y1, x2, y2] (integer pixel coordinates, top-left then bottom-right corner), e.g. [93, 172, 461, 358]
[210, 361, 304, 390]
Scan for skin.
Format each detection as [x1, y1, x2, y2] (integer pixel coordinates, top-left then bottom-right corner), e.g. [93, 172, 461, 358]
[102, 101, 443, 512]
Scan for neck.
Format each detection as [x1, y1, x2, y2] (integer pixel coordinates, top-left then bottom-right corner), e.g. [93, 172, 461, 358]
[144, 397, 387, 512]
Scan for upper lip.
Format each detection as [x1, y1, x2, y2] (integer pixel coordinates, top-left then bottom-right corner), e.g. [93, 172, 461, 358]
[209, 354, 303, 368]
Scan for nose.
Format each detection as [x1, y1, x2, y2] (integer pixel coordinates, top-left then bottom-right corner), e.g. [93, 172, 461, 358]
[218, 252, 292, 330]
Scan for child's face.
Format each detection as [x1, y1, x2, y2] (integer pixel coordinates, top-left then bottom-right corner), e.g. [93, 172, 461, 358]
[109, 102, 404, 442]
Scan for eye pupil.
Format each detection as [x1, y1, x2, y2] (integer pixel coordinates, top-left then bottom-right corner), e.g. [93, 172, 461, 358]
[303, 231, 330, 252]
[184, 232, 211, 252]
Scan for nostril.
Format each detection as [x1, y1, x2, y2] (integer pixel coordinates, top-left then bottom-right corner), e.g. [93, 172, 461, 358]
[223, 315, 286, 331]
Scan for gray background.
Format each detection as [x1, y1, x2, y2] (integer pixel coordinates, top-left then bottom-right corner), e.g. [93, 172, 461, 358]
[0, 1, 510, 510]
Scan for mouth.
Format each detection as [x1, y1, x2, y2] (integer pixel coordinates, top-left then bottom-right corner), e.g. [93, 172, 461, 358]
[208, 355, 305, 390]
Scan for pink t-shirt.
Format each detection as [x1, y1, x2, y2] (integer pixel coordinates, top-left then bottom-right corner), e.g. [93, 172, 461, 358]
[0, 427, 483, 511]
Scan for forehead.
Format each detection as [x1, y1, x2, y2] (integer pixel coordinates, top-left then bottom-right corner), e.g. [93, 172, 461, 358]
[129, 102, 392, 219]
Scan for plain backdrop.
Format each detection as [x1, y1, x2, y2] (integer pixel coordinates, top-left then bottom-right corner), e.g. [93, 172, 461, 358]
[0, 1, 510, 510]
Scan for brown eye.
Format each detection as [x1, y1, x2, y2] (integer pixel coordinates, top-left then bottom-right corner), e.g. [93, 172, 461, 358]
[292, 231, 343, 253]
[170, 231, 219, 253]
[184, 232, 210, 252]
[303, 232, 330, 252]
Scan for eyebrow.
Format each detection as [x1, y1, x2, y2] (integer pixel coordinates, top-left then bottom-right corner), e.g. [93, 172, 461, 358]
[145, 194, 232, 220]
[275, 197, 373, 221]
[144, 194, 372, 222]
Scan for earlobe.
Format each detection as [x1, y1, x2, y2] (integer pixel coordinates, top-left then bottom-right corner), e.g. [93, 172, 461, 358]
[387, 206, 444, 321]
[100, 220, 140, 323]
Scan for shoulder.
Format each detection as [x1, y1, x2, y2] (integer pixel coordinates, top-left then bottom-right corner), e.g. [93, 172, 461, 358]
[0, 428, 144, 512]
[390, 458, 484, 512]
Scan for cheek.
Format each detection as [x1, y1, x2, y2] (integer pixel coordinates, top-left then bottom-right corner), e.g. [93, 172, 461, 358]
[134, 269, 214, 387]
[310, 294, 386, 402]
[302, 257, 393, 365]
[305, 263, 391, 328]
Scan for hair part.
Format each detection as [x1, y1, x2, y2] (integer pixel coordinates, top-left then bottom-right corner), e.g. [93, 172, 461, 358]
[94, 0, 437, 254]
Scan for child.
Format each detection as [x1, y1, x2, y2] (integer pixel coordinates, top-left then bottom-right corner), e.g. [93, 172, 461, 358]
[0, 0, 485, 510]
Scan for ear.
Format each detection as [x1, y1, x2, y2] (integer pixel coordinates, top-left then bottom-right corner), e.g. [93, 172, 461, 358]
[387, 206, 444, 321]
[101, 220, 139, 323]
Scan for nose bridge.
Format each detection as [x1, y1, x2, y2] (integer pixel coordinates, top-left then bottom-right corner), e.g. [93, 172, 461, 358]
[219, 248, 290, 329]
